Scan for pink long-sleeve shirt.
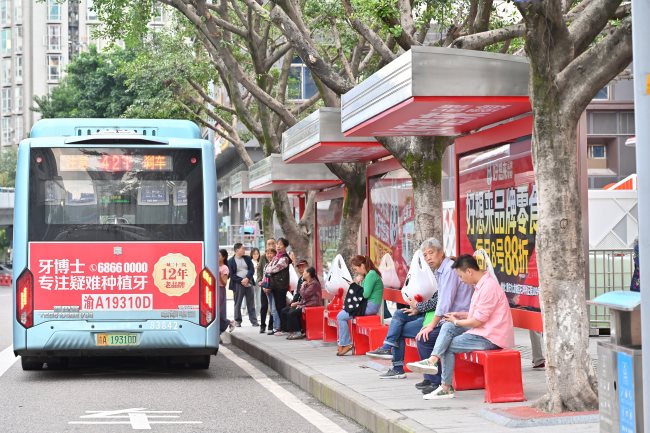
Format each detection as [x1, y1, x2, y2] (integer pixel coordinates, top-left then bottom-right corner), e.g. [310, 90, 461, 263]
[466, 273, 514, 349]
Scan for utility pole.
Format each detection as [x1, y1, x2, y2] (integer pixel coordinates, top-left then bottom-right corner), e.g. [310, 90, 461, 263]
[631, 0, 650, 428]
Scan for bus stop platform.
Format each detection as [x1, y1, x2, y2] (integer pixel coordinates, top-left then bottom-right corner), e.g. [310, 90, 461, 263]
[228, 325, 603, 433]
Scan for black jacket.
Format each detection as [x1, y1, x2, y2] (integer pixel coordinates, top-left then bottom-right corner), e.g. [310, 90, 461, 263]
[227, 255, 255, 285]
[291, 277, 305, 303]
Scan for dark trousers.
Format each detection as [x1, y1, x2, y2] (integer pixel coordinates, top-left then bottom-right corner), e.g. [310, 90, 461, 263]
[260, 288, 272, 329]
[218, 284, 229, 333]
[416, 324, 443, 386]
[234, 282, 258, 325]
[272, 288, 288, 330]
[280, 306, 303, 333]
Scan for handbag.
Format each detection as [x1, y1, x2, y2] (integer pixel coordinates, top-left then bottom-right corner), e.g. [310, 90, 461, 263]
[343, 282, 367, 317]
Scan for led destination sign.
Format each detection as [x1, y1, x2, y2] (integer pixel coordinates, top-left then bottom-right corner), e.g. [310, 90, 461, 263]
[59, 154, 173, 172]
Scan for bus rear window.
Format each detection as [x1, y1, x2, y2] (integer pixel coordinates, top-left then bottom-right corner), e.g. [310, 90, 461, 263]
[29, 148, 204, 242]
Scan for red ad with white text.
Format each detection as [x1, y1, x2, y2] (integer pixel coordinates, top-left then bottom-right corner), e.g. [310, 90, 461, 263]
[458, 138, 540, 310]
[29, 242, 204, 313]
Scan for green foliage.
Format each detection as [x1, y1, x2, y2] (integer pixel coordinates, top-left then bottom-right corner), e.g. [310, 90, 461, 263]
[33, 45, 135, 118]
[0, 147, 17, 188]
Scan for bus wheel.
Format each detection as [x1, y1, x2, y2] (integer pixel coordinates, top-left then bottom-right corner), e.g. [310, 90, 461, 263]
[21, 357, 44, 371]
[188, 355, 210, 370]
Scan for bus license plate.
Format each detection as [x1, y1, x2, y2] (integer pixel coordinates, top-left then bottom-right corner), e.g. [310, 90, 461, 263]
[96, 333, 140, 347]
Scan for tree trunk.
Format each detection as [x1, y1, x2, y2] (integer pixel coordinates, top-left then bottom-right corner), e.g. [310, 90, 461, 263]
[377, 136, 450, 251]
[529, 82, 598, 413]
[261, 197, 274, 242]
[337, 176, 366, 261]
[271, 191, 312, 261]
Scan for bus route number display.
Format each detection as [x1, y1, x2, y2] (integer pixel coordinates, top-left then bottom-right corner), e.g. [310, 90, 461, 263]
[59, 154, 173, 172]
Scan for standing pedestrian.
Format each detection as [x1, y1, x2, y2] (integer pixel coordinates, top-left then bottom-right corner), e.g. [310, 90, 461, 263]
[228, 243, 259, 327]
[264, 238, 292, 335]
[251, 247, 262, 319]
[258, 238, 276, 333]
[218, 249, 236, 333]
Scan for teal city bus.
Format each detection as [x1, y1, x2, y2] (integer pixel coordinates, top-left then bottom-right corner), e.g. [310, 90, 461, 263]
[12, 119, 219, 370]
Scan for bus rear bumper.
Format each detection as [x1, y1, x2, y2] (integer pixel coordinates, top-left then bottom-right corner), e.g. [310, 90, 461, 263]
[15, 320, 219, 358]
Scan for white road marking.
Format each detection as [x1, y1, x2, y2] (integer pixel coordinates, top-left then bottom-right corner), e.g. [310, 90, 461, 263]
[220, 345, 348, 433]
[70, 409, 201, 430]
[0, 345, 19, 377]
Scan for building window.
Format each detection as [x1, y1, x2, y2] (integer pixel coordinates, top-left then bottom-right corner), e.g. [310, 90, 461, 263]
[287, 59, 317, 101]
[1, 28, 11, 55]
[14, 0, 21, 23]
[14, 55, 21, 82]
[48, 24, 61, 51]
[594, 86, 609, 101]
[14, 115, 22, 141]
[14, 26, 22, 53]
[588, 144, 607, 159]
[47, 54, 62, 81]
[14, 86, 21, 112]
[1, 88, 11, 113]
[151, 4, 165, 23]
[1, 116, 11, 143]
[87, 0, 97, 21]
[47, 0, 61, 20]
[1, 57, 10, 84]
[0, 0, 9, 25]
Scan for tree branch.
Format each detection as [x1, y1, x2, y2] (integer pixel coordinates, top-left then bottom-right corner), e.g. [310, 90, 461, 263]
[264, 42, 292, 70]
[187, 78, 237, 115]
[568, 0, 622, 56]
[340, 0, 397, 64]
[397, 0, 417, 40]
[204, 2, 249, 37]
[331, 21, 355, 81]
[559, 16, 632, 119]
[471, 0, 494, 33]
[451, 23, 525, 50]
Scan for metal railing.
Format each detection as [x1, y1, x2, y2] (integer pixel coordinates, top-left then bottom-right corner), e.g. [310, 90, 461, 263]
[588, 248, 635, 331]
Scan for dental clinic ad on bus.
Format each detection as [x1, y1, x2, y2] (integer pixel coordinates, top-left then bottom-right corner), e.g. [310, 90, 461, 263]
[29, 242, 204, 314]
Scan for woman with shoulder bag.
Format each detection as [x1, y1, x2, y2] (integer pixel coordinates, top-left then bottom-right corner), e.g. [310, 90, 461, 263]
[282, 267, 323, 340]
[264, 238, 292, 335]
[336, 255, 384, 356]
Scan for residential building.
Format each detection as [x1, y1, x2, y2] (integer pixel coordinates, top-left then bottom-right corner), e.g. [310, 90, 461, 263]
[0, 0, 170, 148]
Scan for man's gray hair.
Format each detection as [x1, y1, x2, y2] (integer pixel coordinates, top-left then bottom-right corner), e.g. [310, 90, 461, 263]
[420, 237, 444, 252]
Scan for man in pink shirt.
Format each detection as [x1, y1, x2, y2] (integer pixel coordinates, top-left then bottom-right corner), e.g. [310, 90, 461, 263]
[407, 254, 514, 399]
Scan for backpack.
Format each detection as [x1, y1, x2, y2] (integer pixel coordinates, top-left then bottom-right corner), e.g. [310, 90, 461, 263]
[343, 282, 367, 317]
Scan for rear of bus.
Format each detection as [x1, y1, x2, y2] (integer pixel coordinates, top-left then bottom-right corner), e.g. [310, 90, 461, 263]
[12, 119, 219, 370]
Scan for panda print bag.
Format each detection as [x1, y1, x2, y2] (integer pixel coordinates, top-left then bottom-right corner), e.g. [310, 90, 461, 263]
[343, 282, 368, 317]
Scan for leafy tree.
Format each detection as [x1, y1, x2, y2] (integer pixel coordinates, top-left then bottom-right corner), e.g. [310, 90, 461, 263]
[33, 45, 135, 118]
[0, 147, 17, 188]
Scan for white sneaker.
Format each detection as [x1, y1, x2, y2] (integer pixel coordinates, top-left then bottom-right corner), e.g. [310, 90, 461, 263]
[406, 359, 438, 374]
[423, 385, 455, 400]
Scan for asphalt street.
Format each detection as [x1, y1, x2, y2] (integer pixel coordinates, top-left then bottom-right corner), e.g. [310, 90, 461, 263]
[0, 285, 367, 433]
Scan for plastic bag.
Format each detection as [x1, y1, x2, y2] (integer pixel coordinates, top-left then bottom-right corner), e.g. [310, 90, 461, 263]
[401, 250, 437, 304]
[378, 254, 401, 289]
[289, 264, 299, 293]
[474, 249, 498, 283]
[324, 254, 353, 296]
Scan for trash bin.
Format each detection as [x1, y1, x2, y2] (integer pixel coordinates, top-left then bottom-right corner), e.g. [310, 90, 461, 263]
[589, 291, 643, 433]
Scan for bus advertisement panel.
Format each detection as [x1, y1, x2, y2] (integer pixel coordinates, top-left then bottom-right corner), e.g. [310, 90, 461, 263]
[458, 138, 540, 310]
[29, 242, 203, 315]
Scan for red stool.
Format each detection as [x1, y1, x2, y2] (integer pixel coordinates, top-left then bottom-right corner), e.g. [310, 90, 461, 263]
[452, 349, 524, 403]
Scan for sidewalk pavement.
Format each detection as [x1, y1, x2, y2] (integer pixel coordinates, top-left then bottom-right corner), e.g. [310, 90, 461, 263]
[228, 316, 605, 433]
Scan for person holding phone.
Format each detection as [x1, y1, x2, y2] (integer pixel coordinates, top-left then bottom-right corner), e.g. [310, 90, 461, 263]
[335, 255, 384, 356]
[407, 254, 514, 400]
[366, 240, 442, 379]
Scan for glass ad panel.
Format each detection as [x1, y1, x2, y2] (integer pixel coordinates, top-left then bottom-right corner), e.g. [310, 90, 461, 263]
[458, 137, 540, 310]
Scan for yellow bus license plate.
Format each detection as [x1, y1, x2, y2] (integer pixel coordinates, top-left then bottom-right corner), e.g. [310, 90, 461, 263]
[96, 333, 140, 347]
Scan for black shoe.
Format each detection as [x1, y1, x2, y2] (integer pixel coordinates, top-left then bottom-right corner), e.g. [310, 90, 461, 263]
[251, 322, 260, 327]
[415, 379, 432, 390]
[421, 384, 441, 395]
[259, 326, 266, 334]
[235, 322, 242, 327]
[267, 330, 275, 335]
[366, 347, 393, 360]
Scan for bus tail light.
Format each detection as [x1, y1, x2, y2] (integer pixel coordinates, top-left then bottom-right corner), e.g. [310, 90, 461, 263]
[199, 268, 216, 327]
[16, 269, 34, 329]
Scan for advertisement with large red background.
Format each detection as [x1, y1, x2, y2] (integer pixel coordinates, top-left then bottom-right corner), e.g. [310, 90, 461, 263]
[368, 171, 414, 286]
[30, 242, 203, 312]
[458, 138, 540, 310]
